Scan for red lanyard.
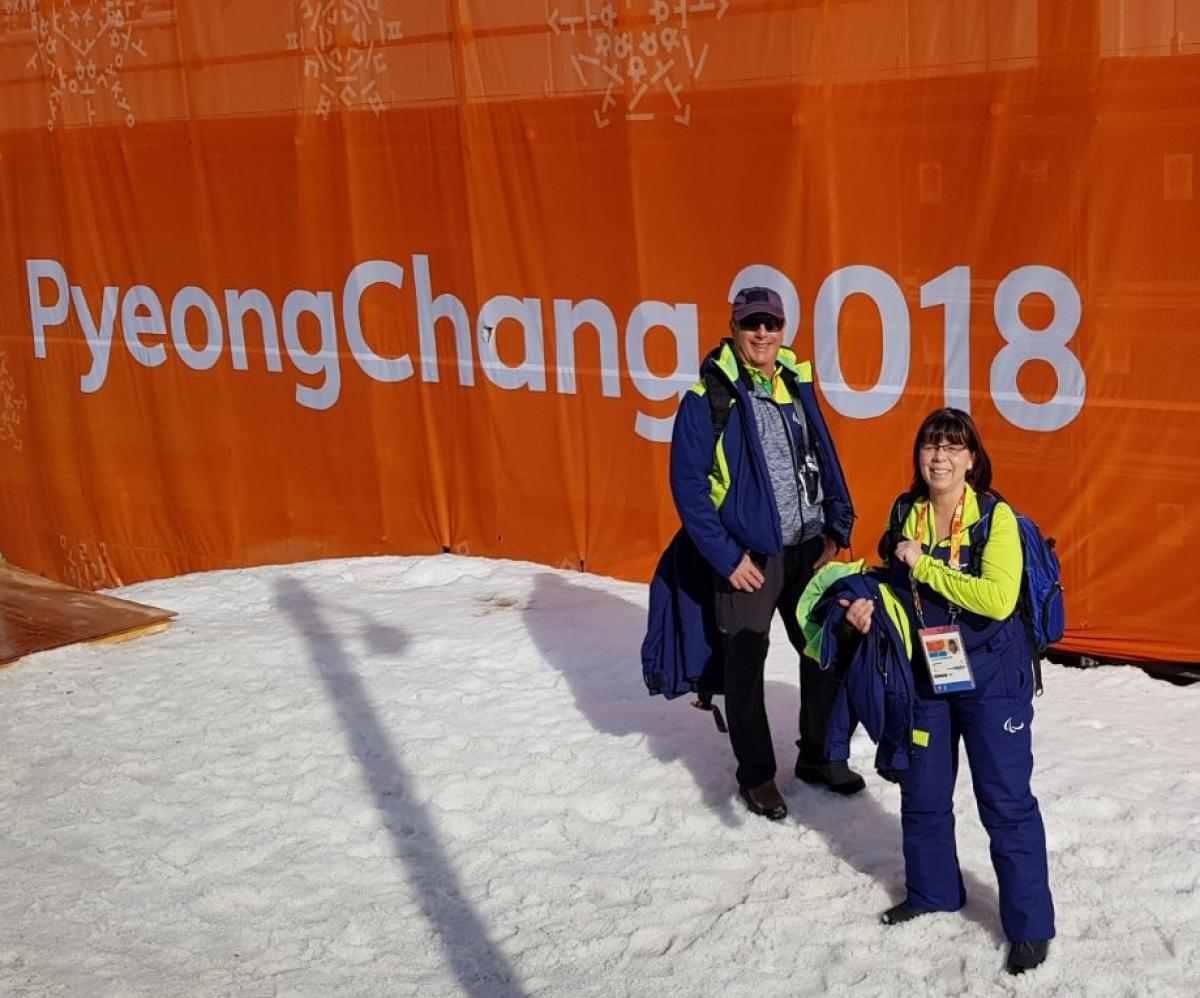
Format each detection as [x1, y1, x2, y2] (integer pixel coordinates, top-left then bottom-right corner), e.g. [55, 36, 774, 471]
[910, 491, 966, 626]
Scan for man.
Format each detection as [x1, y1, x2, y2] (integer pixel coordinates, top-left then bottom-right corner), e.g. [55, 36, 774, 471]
[669, 286, 861, 819]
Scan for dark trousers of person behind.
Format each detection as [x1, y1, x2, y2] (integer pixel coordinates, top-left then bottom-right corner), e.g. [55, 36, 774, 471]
[714, 536, 841, 789]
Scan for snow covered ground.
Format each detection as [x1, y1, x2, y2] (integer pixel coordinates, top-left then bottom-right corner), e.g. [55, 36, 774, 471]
[2, 555, 1198, 998]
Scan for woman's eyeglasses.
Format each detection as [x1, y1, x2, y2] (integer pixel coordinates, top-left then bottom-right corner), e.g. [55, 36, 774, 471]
[736, 314, 783, 333]
[919, 442, 968, 456]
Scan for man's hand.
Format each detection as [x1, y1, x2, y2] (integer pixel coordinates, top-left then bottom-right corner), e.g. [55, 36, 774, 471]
[728, 553, 765, 592]
[813, 535, 838, 570]
[838, 597, 875, 634]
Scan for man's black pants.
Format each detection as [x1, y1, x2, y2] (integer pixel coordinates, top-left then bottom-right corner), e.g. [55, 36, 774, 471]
[714, 536, 840, 790]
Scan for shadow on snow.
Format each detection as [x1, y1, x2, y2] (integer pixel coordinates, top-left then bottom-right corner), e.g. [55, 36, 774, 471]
[526, 570, 1004, 942]
[274, 576, 526, 998]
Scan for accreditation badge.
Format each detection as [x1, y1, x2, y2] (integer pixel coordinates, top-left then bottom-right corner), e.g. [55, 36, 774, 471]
[917, 625, 975, 693]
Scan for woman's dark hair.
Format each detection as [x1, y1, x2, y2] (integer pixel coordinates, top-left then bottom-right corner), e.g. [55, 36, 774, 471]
[909, 407, 993, 497]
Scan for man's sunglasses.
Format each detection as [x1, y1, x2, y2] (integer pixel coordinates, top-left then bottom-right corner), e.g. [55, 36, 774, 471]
[736, 313, 783, 333]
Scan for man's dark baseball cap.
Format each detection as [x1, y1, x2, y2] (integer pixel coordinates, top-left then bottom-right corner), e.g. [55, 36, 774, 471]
[731, 286, 785, 323]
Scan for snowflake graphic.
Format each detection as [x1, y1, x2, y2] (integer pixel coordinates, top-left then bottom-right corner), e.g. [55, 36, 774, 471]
[1, 1, 33, 28]
[286, 0, 404, 119]
[59, 533, 121, 589]
[23, 1, 164, 130]
[0, 351, 28, 452]
[548, 0, 732, 128]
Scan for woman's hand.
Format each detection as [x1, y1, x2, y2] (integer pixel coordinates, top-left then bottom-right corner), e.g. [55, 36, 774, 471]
[894, 539, 924, 569]
[838, 597, 874, 634]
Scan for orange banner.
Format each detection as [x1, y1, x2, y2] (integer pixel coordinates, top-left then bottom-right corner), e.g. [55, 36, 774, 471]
[1, 2, 1198, 662]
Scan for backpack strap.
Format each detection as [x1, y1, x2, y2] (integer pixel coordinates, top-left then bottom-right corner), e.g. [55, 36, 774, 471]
[878, 492, 913, 563]
[692, 692, 728, 732]
[702, 368, 735, 436]
[703, 363, 803, 437]
[883, 490, 999, 574]
[966, 492, 1000, 577]
[1029, 630, 1045, 697]
[969, 491, 1045, 696]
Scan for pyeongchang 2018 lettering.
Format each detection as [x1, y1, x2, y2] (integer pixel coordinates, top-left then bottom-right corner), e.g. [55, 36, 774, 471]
[24, 257, 1085, 441]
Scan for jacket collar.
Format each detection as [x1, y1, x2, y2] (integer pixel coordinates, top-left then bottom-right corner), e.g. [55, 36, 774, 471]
[911, 482, 985, 534]
[710, 340, 802, 395]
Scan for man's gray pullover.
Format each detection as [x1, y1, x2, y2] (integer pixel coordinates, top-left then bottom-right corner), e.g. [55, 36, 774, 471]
[747, 379, 825, 546]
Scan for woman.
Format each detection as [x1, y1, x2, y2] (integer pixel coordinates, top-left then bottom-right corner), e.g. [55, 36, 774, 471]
[840, 408, 1054, 975]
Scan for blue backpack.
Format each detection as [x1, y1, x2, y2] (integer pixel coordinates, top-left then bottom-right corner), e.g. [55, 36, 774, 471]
[974, 495, 1065, 693]
[883, 491, 1065, 694]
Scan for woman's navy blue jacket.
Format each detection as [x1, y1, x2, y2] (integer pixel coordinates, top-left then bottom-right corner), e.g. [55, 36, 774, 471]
[811, 571, 917, 773]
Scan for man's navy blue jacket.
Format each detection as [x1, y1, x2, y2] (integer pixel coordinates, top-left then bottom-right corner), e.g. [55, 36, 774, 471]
[642, 341, 854, 699]
[669, 341, 854, 579]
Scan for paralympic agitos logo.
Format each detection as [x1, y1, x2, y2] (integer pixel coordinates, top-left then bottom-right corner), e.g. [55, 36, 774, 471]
[23, 256, 1086, 441]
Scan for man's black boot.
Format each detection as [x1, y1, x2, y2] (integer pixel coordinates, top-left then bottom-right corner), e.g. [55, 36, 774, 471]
[739, 778, 788, 820]
[794, 756, 866, 795]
